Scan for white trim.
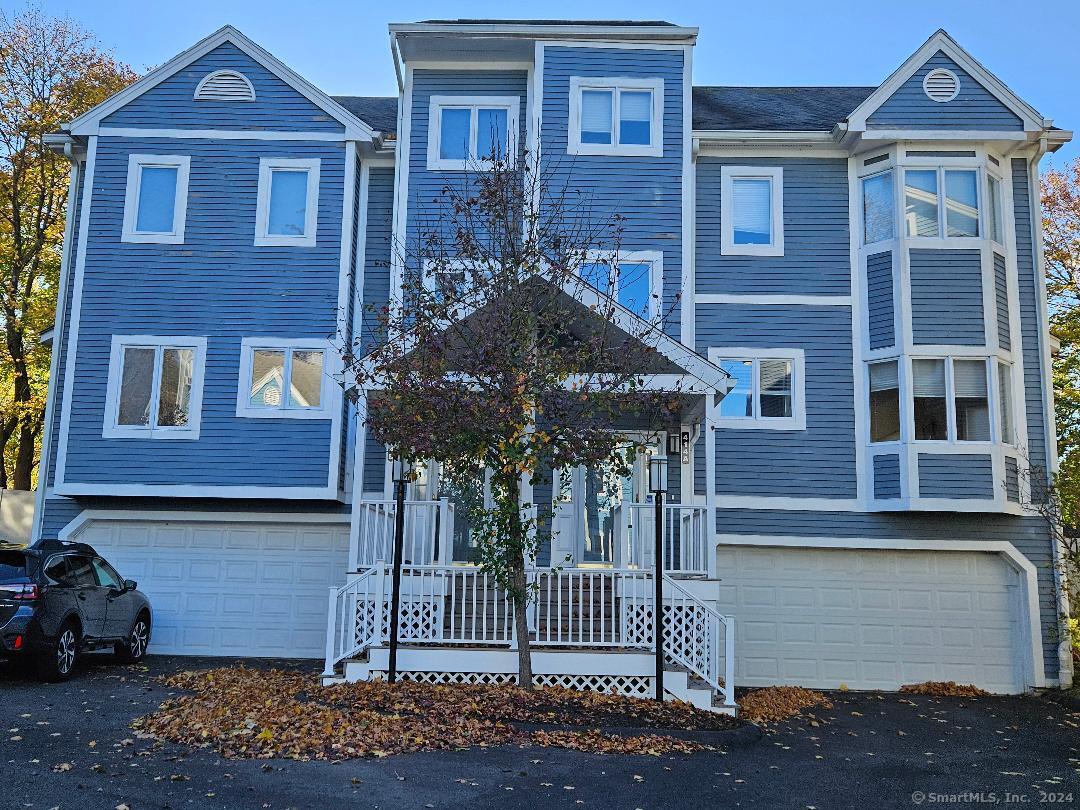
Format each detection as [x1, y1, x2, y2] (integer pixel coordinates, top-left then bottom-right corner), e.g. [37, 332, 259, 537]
[68, 25, 375, 141]
[54, 135, 98, 488]
[406, 60, 534, 72]
[719, 165, 784, 257]
[103, 335, 207, 440]
[389, 65, 413, 312]
[254, 157, 320, 247]
[235, 337, 339, 419]
[99, 127, 347, 142]
[193, 69, 256, 102]
[849, 155, 870, 502]
[425, 94, 521, 171]
[52, 482, 338, 500]
[707, 347, 806, 431]
[581, 249, 663, 320]
[695, 294, 851, 307]
[32, 161, 81, 542]
[335, 143, 358, 496]
[388, 24, 697, 42]
[845, 30, 1044, 133]
[567, 76, 664, 158]
[858, 129, 1030, 143]
[680, 44, 694, 350]
[58, 509, 348, 542]
[120, 154, 190, 244]
[715, 532, 1046, 688]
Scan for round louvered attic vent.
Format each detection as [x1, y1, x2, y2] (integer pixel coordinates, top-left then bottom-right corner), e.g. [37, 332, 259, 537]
[922, 69, 959, 103]
[194, 70, 256, 102]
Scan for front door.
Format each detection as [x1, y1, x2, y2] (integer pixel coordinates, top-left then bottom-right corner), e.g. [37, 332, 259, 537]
[551, 439, 663, 567]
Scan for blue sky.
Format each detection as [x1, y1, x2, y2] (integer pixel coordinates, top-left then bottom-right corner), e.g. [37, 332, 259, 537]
[11, 0, 1079, 163]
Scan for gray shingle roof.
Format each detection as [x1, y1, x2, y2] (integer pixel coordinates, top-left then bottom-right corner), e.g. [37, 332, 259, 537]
[692, 86, 876, 131]
[334, 86, 877, 137]
[418, 19, 679, 26]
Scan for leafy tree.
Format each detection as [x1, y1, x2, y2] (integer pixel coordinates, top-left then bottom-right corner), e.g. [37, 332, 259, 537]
[0, 7, 136, 488]
[344, 149, 686, 688]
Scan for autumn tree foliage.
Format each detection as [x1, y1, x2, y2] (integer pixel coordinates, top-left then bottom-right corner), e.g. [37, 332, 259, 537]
[0, 8, 136, 488]
[344, 149, 683, 688]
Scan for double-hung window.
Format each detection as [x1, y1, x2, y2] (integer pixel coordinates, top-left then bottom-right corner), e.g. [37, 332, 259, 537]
[568, 77, 663, 157]
[709, 348, 805, 430]
[986, 172, 1005, 245]
[237, 339, 333, 419]
[868, 360, 901, 442]
[579, 251, 663, 319]
[121, 155, 190, 244]
[912, 357, 991, 442]
[427, 96, 520, 170]
[903, 167, 980, 239]
[104, 336, 206, 439]
[720, 166, 784, 256]
[254, 158, 320, 247]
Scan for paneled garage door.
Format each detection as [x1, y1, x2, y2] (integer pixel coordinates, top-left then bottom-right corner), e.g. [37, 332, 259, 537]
[715, 545, 1025, 694]
[75, 519, 350, 658]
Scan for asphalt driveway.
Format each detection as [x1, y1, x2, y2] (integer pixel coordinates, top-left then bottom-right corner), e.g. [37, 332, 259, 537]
[1, 654, 1078, 809]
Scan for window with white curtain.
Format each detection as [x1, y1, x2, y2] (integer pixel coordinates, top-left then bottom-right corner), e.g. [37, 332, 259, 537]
[568, 77, 663, 157]
[911, 356, 992, 443]
[869, 360, 901, 442]
[721, 166, 784, 256]
[709, 348, 805, 430]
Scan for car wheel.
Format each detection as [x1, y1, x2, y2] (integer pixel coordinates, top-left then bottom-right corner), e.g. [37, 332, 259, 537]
[115, 614, 150, 663]
[36, 622, 78, 682]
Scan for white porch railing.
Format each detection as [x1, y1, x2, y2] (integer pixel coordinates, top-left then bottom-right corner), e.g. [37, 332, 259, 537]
[619, 504, 709, 574]
[323, 563, 735, 708]
[350, 499, 454, 570]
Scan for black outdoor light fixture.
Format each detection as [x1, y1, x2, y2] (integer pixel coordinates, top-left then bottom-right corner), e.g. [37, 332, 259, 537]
[648, 454, 668, 703]
[387, 455, 410, 684]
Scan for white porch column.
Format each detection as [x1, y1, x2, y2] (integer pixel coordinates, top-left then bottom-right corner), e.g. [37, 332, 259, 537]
[704, 392, 718, 579]
[347, 393, 369, 573]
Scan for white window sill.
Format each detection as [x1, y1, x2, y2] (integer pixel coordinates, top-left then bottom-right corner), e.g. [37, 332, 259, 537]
[235, 405, 332, 420]
[719, 243, 784, 258]
[102, 425, 200, 440]
[905, 236, 984, 249]
[567, 142, 663, 158]
[120, 231, 185, 245]
[253, 234, 317, 248]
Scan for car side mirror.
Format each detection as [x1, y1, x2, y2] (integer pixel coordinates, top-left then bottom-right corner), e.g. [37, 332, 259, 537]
[123, 579, 137, 592]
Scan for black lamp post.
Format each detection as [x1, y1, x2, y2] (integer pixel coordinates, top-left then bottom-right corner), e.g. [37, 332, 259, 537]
[387, 456, 410, 684]
[649, 455, 668, 703]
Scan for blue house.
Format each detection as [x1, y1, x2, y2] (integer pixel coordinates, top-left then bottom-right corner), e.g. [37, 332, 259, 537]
[36, 20, 1072, 707]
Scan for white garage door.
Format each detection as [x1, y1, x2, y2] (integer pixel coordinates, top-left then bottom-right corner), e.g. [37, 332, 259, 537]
[75, 519, 350, 658]
[716, 545, 1025, 694]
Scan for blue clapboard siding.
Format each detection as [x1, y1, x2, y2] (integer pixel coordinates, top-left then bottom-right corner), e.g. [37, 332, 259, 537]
[866, 52, 1024, 131]
[542, 47, 684, 338]
[715, 508, 1058, 679]
[866, 251, 895, 349]
[406, 70, 528, 261]
[873, 454, 901, 499]
[917, 453, 994, 499]
[358, 165, 395, 494]
[60, 136, 345, 488]
[994, 252, 1011, 350]
[696, 157, 850, 296]
[909, 249, 985, 345]
[697, 304, 856, 498]
[103, 42, 344, 133]
[1012, 157, 1049, 480]
[1005, 456, 1020, 502]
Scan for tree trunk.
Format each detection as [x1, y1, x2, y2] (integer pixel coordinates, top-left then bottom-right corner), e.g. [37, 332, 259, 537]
[510, 550, 534, 690]
[11, 415, 40, 490]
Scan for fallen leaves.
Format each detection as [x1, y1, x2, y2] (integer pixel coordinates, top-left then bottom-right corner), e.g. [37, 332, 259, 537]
[131, 666, 738, 760]
[899, 681, 990, 698]
[738, 687, 833, 725]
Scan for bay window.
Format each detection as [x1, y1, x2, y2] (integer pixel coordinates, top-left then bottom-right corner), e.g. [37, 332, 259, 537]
[911, 356, 992, 443]
[903, 167, 980, 239]
[862, 171, 895, 244]
[869, 360, 900, 442]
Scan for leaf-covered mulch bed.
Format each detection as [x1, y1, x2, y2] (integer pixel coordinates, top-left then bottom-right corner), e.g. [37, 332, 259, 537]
[132, 667, 740, 760]
[899, 681, 990, 697]
[736, 686, 833, 725]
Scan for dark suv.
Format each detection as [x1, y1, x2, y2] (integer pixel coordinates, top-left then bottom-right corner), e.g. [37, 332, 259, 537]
[0, 540, 152, 681]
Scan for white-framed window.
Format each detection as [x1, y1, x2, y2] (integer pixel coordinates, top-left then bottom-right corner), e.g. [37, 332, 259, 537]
[121, 155, 190, 244]
[911, 356, 991, 443]
[707, 347, 806, 430]
[254, 158, 320, 247]
[103, 335, 206, 440]
[862, 169, 896, 245]
[868, 359, 901, 443]
[579, 250, 663, 320]
[986, 171, 1005, 245]
[720, 166, 784, 256]
[997, 360, 1015, 445]
[426, 95, 520, 171]
[236, 338, 335, 419]
[567, 77, 664, 157]
[903, 166, 980, 239]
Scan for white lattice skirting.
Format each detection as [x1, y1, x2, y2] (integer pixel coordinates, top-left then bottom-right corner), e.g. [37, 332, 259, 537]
[368, 669, 654, 697]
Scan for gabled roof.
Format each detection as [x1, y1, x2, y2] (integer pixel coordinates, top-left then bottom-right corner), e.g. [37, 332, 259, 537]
[845, 29, 1047, 133]
[332, 96, 399, 135]
[67, 25, 376, 140]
